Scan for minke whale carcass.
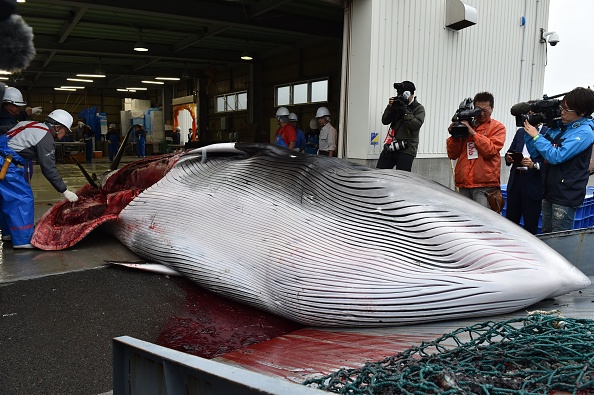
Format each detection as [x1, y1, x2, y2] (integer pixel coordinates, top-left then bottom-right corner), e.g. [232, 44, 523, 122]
[32, 143, 591, 327]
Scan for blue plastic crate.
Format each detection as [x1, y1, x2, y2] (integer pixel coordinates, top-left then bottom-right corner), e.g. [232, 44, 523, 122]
[499, 185, 594, 232]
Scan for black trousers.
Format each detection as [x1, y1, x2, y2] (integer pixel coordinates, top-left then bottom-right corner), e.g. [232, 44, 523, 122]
[505, 171, 542, 234]
[376, 150, 414, 171]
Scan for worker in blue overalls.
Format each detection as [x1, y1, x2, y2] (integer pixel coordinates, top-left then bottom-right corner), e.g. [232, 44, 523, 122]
[105, 123, 120, 162]
[0, 109, 79, 249]
[134, 122, 147, 158]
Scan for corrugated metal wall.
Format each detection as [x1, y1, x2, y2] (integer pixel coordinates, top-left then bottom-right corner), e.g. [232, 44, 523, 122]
[344, 0, 550, 160]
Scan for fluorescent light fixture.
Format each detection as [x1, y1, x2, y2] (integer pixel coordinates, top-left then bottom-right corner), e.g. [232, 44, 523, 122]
[155, 77, 181, 81]
[134, 41, 149, 52]
[55, 88, 76, 91]
[126, 87, 148, 91]
[0, 70, 11, 75]
[61, 86, 84, 89]
[0, 77, 9, 80]
[76, 74, 106, 78]
[67, 78, 93, 82]
[240, 52, 253, 61]
[17, 0, 26, 3]
[117, 89, 128, 92]
[141, 80, 164, 85]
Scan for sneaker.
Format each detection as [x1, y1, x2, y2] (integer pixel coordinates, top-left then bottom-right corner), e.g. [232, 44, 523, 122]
[2, 235, 11, 241]
[13, 243, 35, 249]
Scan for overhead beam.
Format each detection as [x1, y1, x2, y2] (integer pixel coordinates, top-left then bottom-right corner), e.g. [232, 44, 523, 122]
[250, 0, 292, 17]
[32, 33, 243, 64]
[18, 0, 343, 38]
[174, 24, 230, 52]
[58, 6, 87, 44]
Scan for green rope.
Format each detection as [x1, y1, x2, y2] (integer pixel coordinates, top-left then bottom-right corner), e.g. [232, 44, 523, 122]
[303, 313, 594, 394]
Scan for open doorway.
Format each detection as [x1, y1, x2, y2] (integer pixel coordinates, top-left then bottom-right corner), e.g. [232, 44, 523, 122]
[173, 103, 198, 145]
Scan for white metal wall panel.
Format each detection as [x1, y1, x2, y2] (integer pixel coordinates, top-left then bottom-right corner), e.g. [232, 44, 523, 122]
[344, 0, 550, 160]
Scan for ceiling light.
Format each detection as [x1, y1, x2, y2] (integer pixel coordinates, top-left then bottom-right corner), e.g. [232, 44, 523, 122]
[55, 88, 76, 91]
[67, 78, 93, 82]
[0, 70, 11, 75]
[134, 40, 148, 51]
[0, 77, 9, 80]
[155, 77, 181, 81]
[141, 80, 164, 85]
[126, 87, 148, 91]
[117, 89, 128, 92]
[77, 74, 106, 78]
[61, 86, 84, 89]
[240, 52, 253, 61]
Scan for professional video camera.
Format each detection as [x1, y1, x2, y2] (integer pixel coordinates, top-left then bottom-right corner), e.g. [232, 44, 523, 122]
[449, 98, 483, 139]
[510, 94, 563, 128]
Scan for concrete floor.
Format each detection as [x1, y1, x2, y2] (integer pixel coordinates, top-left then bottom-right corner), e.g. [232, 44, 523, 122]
[0, 155, 141, 282]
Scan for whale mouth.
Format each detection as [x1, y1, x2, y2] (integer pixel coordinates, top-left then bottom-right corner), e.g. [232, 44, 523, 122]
[32, 155, 181, 250]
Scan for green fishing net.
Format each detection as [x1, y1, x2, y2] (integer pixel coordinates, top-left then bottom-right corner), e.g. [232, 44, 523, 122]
[303, 312, 594, 394]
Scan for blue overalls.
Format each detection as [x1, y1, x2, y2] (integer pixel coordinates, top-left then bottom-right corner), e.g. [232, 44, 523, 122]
[107, 132, 119, 162]
[0, 134, 35, 246]
[136, 129, 146, 157]
[274, 132, 288, 148]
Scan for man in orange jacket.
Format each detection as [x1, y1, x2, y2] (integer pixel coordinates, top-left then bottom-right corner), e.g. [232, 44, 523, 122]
[446, 92, 506, 210]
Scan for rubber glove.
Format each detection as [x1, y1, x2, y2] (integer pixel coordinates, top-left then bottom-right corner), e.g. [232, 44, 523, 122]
[62, 190, 79, 202]
[31, 106, 42, 115]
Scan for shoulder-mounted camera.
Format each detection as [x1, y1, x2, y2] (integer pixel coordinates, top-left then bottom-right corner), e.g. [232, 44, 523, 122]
[510, 94, 563, 129]
[449, 98, 482, 139]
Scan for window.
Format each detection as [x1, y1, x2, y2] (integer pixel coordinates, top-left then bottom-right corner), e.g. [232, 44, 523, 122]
[274, 78, 329, 106]
[215, 90, 248, 113]
[310, 80, 328, 103]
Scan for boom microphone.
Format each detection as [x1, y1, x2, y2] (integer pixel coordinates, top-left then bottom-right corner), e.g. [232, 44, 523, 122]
[0, 13, 36, 72]
[510, 102, 532, 116]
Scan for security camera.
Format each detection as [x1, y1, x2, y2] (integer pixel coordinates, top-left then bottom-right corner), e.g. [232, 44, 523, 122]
[547, 32, 560, 46]
[540, 29, 560, 46]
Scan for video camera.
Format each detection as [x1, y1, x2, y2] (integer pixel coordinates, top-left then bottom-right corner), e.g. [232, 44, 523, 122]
[449, 98, 483, 139]
[510, 95, 562, 128]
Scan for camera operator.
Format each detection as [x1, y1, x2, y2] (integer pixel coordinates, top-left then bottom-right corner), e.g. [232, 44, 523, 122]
[376, 81, 425, 171]
[446, 92, 506, 211]
[523, 87, 594, 233]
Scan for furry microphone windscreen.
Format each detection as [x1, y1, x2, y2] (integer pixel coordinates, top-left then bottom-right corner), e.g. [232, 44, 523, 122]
[0, 14, 36, 72]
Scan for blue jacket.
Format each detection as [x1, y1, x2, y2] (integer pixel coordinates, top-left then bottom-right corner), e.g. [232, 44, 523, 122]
[525, 118, 594, 206]
[295, 128, 306, 151]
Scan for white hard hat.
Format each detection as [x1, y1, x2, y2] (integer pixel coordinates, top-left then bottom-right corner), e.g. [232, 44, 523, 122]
[109, 123, 116, 129]
[315, 106, 330, 118]
[288, 112, 298, 122]
[275, 107, 290, 118]
[2, 86, 26, 106]
[47, 109, 73, 132]
[175, 126, 180, 131]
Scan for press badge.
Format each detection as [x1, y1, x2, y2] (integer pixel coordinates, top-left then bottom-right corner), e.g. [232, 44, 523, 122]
[467, 142, 478, 160]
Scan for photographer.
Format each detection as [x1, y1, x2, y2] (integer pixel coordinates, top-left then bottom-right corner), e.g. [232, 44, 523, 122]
[446, 92, 506, 211]
[376, 81, 425, 171]
[523, 87, 594, 233]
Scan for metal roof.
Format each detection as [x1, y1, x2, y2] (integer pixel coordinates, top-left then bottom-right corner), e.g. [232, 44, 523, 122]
[10, 0, 344, 92]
